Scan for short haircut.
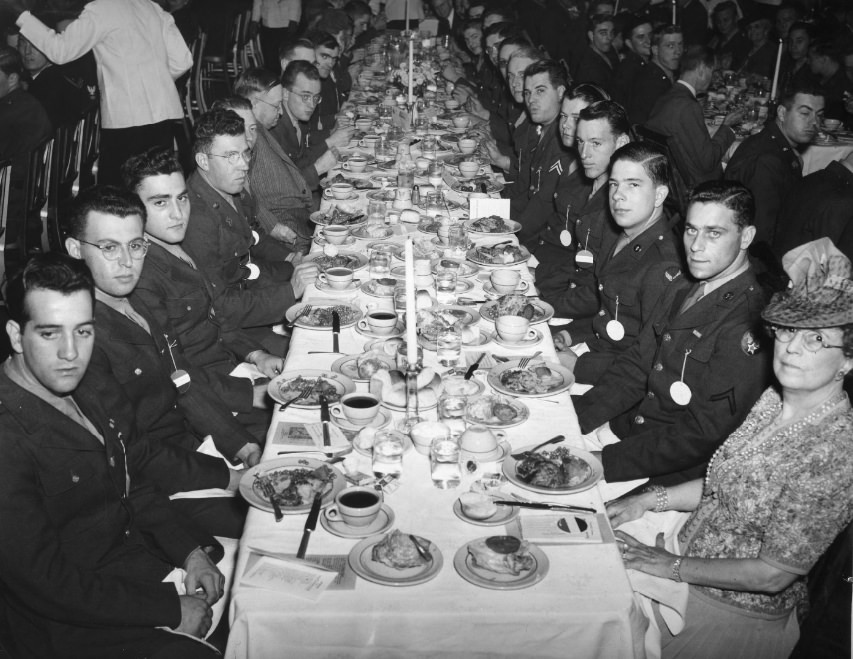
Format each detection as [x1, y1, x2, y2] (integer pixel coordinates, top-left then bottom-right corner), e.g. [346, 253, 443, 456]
[122, 146, 183, 193]
[713, 0, 738, 17]
[210, 96, 253, 114]
[282, 60, 321, 89]
[588, 0, 615, 16]
[192, 108, 245, 156]
[507, 44, 543, 66]
[622, 13, 652, 41]
[343, 1, 371, 20]
[5, 253, 95, 326]
[233, 67, 279, 98]
[578, 100, 632, 139]
[315, 8, 352, 37]
[589, 13, 615, 30]
[777, 2, 804, 18]
[809, 38, 843, 64]
[787, 21, 814, 39]
[305, 29, 341, 52]
[612, 141, 670, 187]
[567, 82, 611, 104]
[482, 7, 516, 25]
[279, 37, 315, 62]
[651, 23, 683, 47]
[497, 33, 530, 55]
[483, 21, 514, 42]
[66, 185, 146, 240]
[0, 46, 23, 78]
[680, 45, 715, 75]
[460, 18, 482, 35]
[523, 59, 569, 90]
[688, 180, 754, 229]
[778, 81, 825, 110]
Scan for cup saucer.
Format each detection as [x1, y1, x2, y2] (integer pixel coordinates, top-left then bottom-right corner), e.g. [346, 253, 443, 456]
[315, 279, 360, 294]
[460, 440, 511, 464]
[493, 328, 543, 348]
[330, 409, 392, 432]
[483, 281, 524, 298]
[320, 503, 395, 539]
[315, 234, 357, 248]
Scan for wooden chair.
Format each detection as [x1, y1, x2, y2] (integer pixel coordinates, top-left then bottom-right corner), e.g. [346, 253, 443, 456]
[74, 102, 100, 194]
[199, 9, 245, 106]
[0, 159, 11, 292]
[46, 118, 84, 253]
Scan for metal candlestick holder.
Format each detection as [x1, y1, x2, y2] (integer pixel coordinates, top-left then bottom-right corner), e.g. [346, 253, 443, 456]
[398, 360, 424, 434]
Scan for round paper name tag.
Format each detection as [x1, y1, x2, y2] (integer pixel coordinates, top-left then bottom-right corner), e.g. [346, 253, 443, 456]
[171, 369, 191, 393]
[606, 319, 625, 341]
[670, 381, 692, 406]
[246, 262, 261, 280]
[559, 230, 573, 247]
[251, 230, 260, 246]
[575, 249, 594, 268]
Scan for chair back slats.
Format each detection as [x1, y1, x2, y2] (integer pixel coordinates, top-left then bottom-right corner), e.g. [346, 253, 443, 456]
[75, 102, 100, 194]
[46, 120, 84, 253]
[0, 159, 11, 290]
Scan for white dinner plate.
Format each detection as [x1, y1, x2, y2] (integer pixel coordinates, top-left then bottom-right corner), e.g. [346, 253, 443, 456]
[487, 360, 574, 398]
[310, 251, 369, 272]
[453, 538, 549, 590]
[267, 370, 356, 407]
[464, 217, 521, 236]
[284, 302, 363, 330]
[348, 534, 443, 586]
[466, 245, 531, 267]
[502, 445, 603, 495]
[463, 394, 529, 428]
[478, 299, 555, 325]
[239, 457, 344, 514]
[452, 497, 519, 527]
[332, 353, 396, 383]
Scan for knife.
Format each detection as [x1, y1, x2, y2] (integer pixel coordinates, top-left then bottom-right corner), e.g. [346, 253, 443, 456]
[332, 310, 340, 353]
[493, 501, 597, 514]
[297, 493, 322, 559]
[320, 394, 331, 451]
[464, 352, 486, 380]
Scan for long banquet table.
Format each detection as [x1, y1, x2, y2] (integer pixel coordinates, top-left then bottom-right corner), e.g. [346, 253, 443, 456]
[225, 55, 646, 658]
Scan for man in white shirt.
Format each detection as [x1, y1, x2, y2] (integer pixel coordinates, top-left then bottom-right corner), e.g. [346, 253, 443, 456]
[13, 0, 192, 186]
[250, 0, 301, 74]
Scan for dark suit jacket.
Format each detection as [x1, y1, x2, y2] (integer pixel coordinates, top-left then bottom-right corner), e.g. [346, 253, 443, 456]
[0, 88, 51, 161]
[27, 64, 91, 130]
[613, 50, 647, 110]
[272, 109, 326, 191]
[184, 171, 295, 329]
[626, 61, 673, 126]
[646, 82, 736, 190]
[573, 47, 617, 94]
[89, 296, 256, 459]
[725, 121, 802, 245]
[0, 371, 216, 658]
[574, 269, 770, 486]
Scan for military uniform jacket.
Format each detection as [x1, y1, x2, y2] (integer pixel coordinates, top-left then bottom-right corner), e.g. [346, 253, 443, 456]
[89, 295, 256, 458]
[626, 62, 672, 126]
[132, 242, 261, 416]
[571, 217, 683, 385]
[184, 171, 296, 329]
[573, 46, 617, 95]
[0, 371, 215, 658]
[613, 50, 647, 112]
[272, 109, 326, 192]
[574, 268, 769, 486]
[725, 121, 802, 245]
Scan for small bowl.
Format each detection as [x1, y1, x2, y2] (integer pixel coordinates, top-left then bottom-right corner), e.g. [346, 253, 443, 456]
[823, 119, 843, 132]
[459, 425, 500, 459]
[445, 99, 460, 111]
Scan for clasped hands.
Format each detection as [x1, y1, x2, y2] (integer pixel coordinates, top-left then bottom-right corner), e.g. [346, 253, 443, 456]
[607, 493, 678, 580]
[175, 547, 224, 638]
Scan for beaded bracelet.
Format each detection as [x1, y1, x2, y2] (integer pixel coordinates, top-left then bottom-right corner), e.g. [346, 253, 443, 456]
[671, 556, 684, 583]
[644, 485, 669, 513]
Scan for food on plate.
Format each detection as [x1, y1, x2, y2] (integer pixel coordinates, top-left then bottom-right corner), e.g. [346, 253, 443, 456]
[356, 351, 393, 379]
[400, 209, 421, 224]
[490, 294, 537, 320]
[329, 173, 376, 189]
[474, 243, 525, 264]
[256, 464, 334, 507]
[319, 207, 363, 225]
[355, 224, 392, 239]
[370, 367, 442, 407]
[372, 530, 430, 569]
[275, 375, 341, 404]
[467, 536, 535, 575]
[312, 253, 361, 271]
[498, 366, 563, 394]
[416, 308, 473, 341]
[514, 447, 593, 489]
[366, 277, 398, 296]
[465, 395, 519, 424]
[459, 492, 498, 520]
[295, 305, 359, 327]
[469, 216, 514, 233]
[418, 218, 441, 233]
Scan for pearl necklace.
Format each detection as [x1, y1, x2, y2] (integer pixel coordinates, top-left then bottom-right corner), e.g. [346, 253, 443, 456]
[705, 390, 848, 489]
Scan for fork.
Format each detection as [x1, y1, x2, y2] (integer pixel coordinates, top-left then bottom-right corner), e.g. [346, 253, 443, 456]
[287, 304, 312, 329]
[279, 381, 316, 412]
[258, 477, 284, 522]
[518, 350, 543, 369]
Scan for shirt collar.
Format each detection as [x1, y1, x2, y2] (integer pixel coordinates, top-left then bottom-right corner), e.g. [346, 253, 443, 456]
[677, 80, 697, 97]
[702, 259, 750, 296]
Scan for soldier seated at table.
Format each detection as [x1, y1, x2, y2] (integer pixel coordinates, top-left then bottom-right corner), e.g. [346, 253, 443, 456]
[573, 181, 771, 487]
[184, 107, 314, 350]
[0, 253, 224, 659]
[553, 142, 683, 385]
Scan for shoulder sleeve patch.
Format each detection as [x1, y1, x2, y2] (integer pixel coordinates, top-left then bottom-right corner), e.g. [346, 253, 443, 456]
[548, 160, 563, 176]
[741, 330, 761, 356]
[664, 266, 682, 282]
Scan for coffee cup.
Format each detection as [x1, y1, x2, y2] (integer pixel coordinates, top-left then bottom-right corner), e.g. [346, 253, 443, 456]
[410, 421, 450, 455]
[343, 156, 368, 173]
[325, 486, 383, 527]
[357, 310, 398, 335]
[452, 116, 470, 129]
[330, 392, 380, 426]
[459, 425, 506, 461]
[458, 138, 477, 154]
[359, 135, 381, 149]
[496, 315, 537, 343]
[437, 224, 452, 245]
[444, 99, 460, 111]
[323, 225, 350, 245]
[490, 269, 529, 295]
[355, 118, 373, 132]
[324, 182, 355, 200]
[415, 157, 431, 172]
[317, 266, 354, 290]
[458, 161, 484, 179]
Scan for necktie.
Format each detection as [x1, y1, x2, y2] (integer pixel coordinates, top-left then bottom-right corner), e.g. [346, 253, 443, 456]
[680, 283, 706, 313]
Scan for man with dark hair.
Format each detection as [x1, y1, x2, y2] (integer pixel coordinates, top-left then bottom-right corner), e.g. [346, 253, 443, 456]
[574, 181, 769, 486]
[273, 60, 341, 193]
[184, 107, 311, 341]
[279, 36, 317, 71]
[573, 13, 618, 93]
[808, 38, 853, 120]
[612, 14, 652, 112]
[725, 83, 824, 246]
[0, 252, 224, 659]
[775, 2, 804, 40]
[709, 1, 750, 70]
[625, 24, 682, 125]
[345, 1, 375, 48]
[304, 28, 347, 135]
[646, 45, 742, 190]
[0, 45, 50, 160]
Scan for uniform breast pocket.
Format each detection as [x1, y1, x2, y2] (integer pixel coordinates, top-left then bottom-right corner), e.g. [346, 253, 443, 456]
[164, 296, 204, 325]
[39, 458, 109, 535]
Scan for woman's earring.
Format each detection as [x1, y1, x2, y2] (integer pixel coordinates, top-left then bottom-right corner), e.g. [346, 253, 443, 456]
[836, 370, 848, 381]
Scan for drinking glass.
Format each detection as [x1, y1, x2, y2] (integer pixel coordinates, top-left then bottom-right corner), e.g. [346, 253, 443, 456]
[447, 224, 468, 252]
[367, 200, 386, 225]
[373, 430, 405, 477]
[434, 266, 458, 304]
[393, 286, 407, 312]
[430, 436, 461, 489]
[436, 326, 462, 366]
[369, 252, 391, 279]
[427, 162, 444, 188]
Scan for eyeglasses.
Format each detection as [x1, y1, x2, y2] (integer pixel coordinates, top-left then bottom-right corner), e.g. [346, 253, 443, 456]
[206, 150, 252, 165]
[254, 97, 282, 112]
[78, 238, 149, 261]
[770, 326, 845, 352]
[288, 89, 322, 106]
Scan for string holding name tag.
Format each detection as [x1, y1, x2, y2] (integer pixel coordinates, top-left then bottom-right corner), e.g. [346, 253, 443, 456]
[164, 334, 191, 393]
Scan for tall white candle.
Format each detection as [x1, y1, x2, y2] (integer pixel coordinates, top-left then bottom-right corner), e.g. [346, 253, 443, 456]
[671, 0, 676, 25]
[404, 237, 418, 367]
[405, 0, 409, 33]
[770, 39, 783, 101]
[408, 39, 414, 105]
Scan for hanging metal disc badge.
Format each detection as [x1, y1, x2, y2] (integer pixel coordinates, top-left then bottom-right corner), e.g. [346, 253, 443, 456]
[606, 295, 625, 341]
[575, 227, 593, 269]
[164, 334, 191, 393]
[560, 203, 573, 246]
[251, 229, 260, 246]
[669, 348, 693, 406]
[246, 261, 261, 280]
